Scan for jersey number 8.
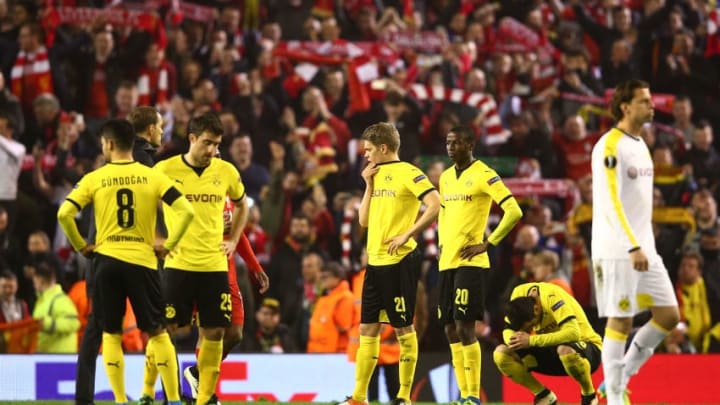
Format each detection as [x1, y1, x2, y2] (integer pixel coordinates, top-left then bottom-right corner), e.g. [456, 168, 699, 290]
[116, 188, 135, 228]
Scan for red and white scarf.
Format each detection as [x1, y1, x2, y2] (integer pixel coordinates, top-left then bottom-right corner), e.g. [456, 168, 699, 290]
[137, 64, 168, 106]
[10, 47, 53, 109]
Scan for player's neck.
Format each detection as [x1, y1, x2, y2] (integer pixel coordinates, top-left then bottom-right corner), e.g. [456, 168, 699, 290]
[616, 120, 641, 137]
[183, 152, 205, 168]
[377, 153, 400, 164]
[454, 156, 474, 171]
[110, 152, 133, 162]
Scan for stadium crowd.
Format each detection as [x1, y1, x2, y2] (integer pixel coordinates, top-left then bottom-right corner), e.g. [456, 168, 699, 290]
[0, 0, 720, 358]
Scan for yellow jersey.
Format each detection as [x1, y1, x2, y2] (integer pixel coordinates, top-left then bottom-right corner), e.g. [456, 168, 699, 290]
[505, 282, 602, 349]
[438, 160, 513, 270]
[154, 155, 245, 271]
[63, 160, 181, 270]
[366, 161, 435, 266]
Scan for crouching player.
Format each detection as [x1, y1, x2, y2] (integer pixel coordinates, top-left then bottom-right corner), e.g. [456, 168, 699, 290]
[494, 282, 601, 405]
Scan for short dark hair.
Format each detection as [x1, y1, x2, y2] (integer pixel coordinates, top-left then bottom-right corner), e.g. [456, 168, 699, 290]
[100, 119, 135, 151]
[384, 90, 404, 106]
[610, 79, 650, 121]
[682, 250, 704, 269]
[506, 296, 536, 331]
[30, 255, 56, 281]
[322, 261, 347, 280]
[117, 80, 137, 91]
[0, 270, 16, 281]
[188, 112, 223, 138]
[448, 125, 475, 144]
[290, 212, 311, 225]
[128, 106, 159, 134]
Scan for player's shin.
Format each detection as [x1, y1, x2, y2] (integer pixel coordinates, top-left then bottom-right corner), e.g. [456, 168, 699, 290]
[559, 352, 594, 395]
[462, 341, 482, 400]
[622, 319, 671, 386]
[149, 332, 181, 401]
[102, 333, 128, 403]
[602, 328, 628, 403]
[142, 338, 159, 399]
[351, 335, 380, 401]
[450, 342, 469, 399]
[397, 331, 418, 401]
[197, 337, 223, 405]
[492, 349, 544, 394]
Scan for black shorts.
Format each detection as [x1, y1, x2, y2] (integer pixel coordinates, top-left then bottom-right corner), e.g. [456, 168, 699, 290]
[516, 341, 602, 376]
[93, 253, 165, 334]
[438, 267, 489, 323]
[164, 268, 231, 328]
[361, 249, 421, 328]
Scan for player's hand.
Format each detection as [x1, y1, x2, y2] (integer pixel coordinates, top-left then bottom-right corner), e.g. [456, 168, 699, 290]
[221, 239, 238, 257]
[385, 233, 410, 256]
[361, 163, 379, 185]
[79, 244, 96, 258]
[253, 270, 270, 294]
[508, 331, 530, 350]
[459, 241, 489, 260]
[629, 248, 649, 272]
[154, 244, 171, 260]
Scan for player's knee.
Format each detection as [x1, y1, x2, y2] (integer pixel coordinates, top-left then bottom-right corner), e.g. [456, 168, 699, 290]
[456, 322, 476, 344]
[494, 344, 511, 355]
[556, 345, 575, 356]
[201, 327, 225, 341]
[444, 323, 459, 341]
[493, 345, 514, 373]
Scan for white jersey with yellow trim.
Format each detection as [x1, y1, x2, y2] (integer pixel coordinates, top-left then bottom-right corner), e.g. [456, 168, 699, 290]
[591, 127, 657, 259]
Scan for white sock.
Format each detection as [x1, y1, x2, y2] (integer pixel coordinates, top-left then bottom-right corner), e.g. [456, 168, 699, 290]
[621, 320, 670, 387]
[602, 328, 628, 405]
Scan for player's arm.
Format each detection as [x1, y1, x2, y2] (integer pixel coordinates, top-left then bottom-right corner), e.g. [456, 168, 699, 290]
[358, 164, 379, 228]
[502, 317, 518, 346]
[236, 233, 269, 294]
[224, 195, 249, 255]
[57, 177, 94, 256]
[488, 194, 522, 246]
[529, 298, 581, 347]
[160, 186, 194, 251]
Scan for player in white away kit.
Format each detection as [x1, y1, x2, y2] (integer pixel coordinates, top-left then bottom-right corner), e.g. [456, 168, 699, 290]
[591, 79, 679, 405]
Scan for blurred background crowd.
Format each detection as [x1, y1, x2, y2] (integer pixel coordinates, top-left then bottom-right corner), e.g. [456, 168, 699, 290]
[1, 0, 720, 357]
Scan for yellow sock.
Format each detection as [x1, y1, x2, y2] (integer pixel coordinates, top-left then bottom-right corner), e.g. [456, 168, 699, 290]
[493, 349, 544, 395]
[102, 333, 127, 403]
[450, 342, 468, 398]
[351, 335, 379, 401]
[560, 352, 594, 395]
[149, 332, 180, 401]
[197, 338, 223, 405]
[463, 342, 482, 400]
[397, 331, 418, 401]
[141, 338, 158, 399]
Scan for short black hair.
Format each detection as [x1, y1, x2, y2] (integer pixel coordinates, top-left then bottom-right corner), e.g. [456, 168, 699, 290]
[99, 119, 135, 151]
[188, 112, 223, 138]
[128, 106, 159, 134]
[0, 269, 16, 281]
[322, 261, 347, 280]
[30, 254, 56, 281]
[506, 296, 536, 331]
[610, 79, 650, 121]
[448, 125, 475, 144]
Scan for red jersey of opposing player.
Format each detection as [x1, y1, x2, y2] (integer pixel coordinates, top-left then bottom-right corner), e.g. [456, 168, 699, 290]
[223, 197, 264, 326]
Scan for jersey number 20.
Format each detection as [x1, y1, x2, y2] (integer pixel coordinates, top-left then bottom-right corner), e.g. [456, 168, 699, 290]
[116, 188, 135, 228]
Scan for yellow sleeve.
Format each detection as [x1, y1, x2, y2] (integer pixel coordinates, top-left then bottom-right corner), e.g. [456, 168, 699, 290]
[603, 133, 639, 249]
[502, 285, 522, 344]
[57, 174, 95, 251]
[529, 294, 580, 347]
[226, 163, 246, 202]
[156, 173, 194, 251]
[404, 165, 435, 200]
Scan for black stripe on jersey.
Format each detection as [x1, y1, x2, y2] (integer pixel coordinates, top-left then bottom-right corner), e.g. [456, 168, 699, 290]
[66, 198, 82, 211]
[498, 194, 513, 206]
[417, 187, 435, 201]
[231, 192, 246, 203]
[557, 315, 577, 327]
[614, 127, 641, 141]
[162, 187, 183, 206]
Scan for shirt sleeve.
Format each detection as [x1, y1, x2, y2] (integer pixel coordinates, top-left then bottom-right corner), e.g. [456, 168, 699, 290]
[478, 169, 522, 246]
[226, 163, 246, 202]
[529, 292, 580, 347]
[404, 165, 435, 200]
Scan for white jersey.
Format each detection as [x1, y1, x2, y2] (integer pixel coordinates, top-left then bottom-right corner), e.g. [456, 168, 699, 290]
[591, 127, 657, 259]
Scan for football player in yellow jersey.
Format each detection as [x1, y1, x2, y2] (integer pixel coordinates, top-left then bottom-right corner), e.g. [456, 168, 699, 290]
[152, 112, 248, 405]
[494, 282, 603, 405]
[341, 122, 441, 405]
[438, 126, 522, 405]
[57, 119, 194, 405]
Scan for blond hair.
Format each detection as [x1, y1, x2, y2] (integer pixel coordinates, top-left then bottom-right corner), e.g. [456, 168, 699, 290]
[361, 122, 400, 152]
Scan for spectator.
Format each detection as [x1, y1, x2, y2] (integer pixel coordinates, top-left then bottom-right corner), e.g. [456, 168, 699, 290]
[137, 41, 176, 109]
[0, 270, 29, 323]
[670, 95, 695, 148]
[683, 121, 720, 190]
[530, 249, 573, 295]
[113, 80, 138, 119]
[307, 262, 353, 353]
[75, 27, 122, 124]
[553, 114, 599, 181]
[11, 22, 54, 118]
[0, 71, 23, 135]
[675, 251, 711, 352]
[30, 257, 80, 353]
[228, 134, 270, 203]
[0, 111, 24, 234]
[242, 298, 297, 353]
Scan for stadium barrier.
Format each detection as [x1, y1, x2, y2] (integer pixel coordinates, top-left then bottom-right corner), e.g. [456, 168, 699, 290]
[0, 353, 718, 403]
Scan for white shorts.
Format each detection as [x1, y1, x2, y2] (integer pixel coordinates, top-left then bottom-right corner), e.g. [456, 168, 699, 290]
[592, 256, 678, 318]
